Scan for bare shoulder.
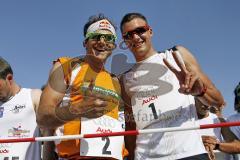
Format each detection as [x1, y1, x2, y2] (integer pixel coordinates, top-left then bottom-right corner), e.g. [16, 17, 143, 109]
[49, 61, 66, 85]
[50, 61, 62, 75]
[31, 89, 42, 112]
[31, 89, 42, 98]
[175, 45, 201, 70]
[175, 45, 195, 61]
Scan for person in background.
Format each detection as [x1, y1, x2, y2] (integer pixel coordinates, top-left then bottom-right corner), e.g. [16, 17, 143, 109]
[203, 83, 240, 160]
[0, 57, 42, 160]
[195, 97, 225, 160]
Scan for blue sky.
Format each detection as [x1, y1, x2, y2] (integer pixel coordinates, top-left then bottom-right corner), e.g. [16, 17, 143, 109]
[0, 0, 239, 116]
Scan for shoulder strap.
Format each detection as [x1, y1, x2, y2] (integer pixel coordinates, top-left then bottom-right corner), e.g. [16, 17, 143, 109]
[54, 57, 84, 86]
[158, 46, 177, 54]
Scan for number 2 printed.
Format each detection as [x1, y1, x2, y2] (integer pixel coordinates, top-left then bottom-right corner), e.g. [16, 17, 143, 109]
[102, 137, 111, 155]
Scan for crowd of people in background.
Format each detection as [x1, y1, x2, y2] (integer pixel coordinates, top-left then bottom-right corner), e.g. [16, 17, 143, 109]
[0, 12, 240, 160]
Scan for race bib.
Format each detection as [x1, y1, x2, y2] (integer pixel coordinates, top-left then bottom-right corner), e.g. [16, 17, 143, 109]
[132, 87, 190, 129]
[80, 115, 124, 160]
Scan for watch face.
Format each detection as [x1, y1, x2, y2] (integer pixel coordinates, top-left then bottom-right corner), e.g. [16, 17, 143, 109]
[214, 143, 220, 150]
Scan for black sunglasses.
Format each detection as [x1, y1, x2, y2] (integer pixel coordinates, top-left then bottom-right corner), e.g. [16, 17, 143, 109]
[123, 25, 150, 40]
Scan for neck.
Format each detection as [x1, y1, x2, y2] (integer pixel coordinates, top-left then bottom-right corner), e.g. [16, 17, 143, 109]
[136, 47, 156, 62]
[85, 56, 105, 72]
[11, 82, 21, 96]
[2, 82, 21, 103]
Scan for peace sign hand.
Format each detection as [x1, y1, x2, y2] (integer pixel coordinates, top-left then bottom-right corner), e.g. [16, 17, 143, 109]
[163, 51, 205, 96]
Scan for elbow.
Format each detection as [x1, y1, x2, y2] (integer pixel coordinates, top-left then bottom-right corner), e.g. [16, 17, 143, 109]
[217, 92, 225, 107]
[36, 104, 56, 129]
[210, 88, 225, 108]
[215, 97, 225, 108]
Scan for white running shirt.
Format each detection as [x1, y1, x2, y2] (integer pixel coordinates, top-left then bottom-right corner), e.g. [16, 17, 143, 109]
[0, 88, 41, 160]
[122, 49, 206, 160]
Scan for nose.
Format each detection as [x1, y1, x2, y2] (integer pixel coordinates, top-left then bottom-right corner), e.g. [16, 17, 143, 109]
[131, 33, 141, 41]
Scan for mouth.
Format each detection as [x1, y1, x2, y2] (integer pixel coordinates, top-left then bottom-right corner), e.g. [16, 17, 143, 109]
[94, 48, 107, 56]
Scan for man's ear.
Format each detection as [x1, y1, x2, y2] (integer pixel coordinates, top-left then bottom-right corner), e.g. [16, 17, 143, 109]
[6, 74, 13, 81]
[6, 74, 13, 84]
[149, 27, 153, 36]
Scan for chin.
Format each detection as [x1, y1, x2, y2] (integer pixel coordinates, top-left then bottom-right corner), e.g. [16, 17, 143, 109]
[97, 53, 111, 60]
[0, 97, 7, 102]
[134, 50, 148, 58]
[94, 55, 108, 63]
[133, 45, 147, 53]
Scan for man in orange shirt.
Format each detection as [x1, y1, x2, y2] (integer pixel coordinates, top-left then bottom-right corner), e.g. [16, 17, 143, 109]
[37, 14, 127, 160]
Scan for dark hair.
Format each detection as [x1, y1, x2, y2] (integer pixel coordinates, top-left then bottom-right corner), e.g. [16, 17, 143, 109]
[120, 12, 148, 33]
[234, 96, 240, 113]
[234, 82, 240, 112]
[41, 85, 46, 91]
[234, 82, 240, 97]
[0, 57, 13, 79]
[83, 13, 117, 37]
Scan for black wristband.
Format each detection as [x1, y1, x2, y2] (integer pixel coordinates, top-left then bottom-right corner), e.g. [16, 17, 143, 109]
[214, 143, 220, 150]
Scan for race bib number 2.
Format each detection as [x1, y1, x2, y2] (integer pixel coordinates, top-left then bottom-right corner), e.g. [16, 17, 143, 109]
[80, 115, 124, 160]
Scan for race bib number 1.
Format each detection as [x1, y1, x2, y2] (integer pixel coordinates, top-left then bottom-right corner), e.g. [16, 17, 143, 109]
[80, 115, 124, 160]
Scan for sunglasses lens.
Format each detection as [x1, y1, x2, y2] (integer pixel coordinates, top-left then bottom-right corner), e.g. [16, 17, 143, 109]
[135, 27, 148, 35]
[104, 35, 115, 42]
[123, 26, 149, 39]
[91, 34, 100, 40]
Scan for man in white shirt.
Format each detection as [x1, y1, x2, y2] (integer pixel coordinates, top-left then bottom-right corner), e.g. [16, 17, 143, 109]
[195, 97, 224, 160]
[119, 12, 224, 160]
[202, 83, 240, 160]
[0, 57, 42, 160]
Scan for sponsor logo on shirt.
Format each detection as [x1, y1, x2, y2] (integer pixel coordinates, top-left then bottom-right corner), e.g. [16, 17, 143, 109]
[8, 125, 30, 137]
[10, 104, 26, 114]
[142, 95, 158, 105]
[0, 107, 4, 118]
[0, 149, 9, 154]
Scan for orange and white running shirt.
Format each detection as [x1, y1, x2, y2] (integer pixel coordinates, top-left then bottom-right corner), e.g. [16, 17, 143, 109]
[54, 57, 127, 160]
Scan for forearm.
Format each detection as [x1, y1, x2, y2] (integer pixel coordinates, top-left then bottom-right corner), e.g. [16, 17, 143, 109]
[176, 45, 224, 107]
[37, 104, 78, 129]
[124, 121, 136, 160]
[218, 117, 239, 142]
[125, 135, 136, 160]
[42, 142, 58, 160]
[42, 129, 58, 160]
[218, 140, 240, 154]
[196, 81, 224, 108]
[124, 107, 136, 160]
